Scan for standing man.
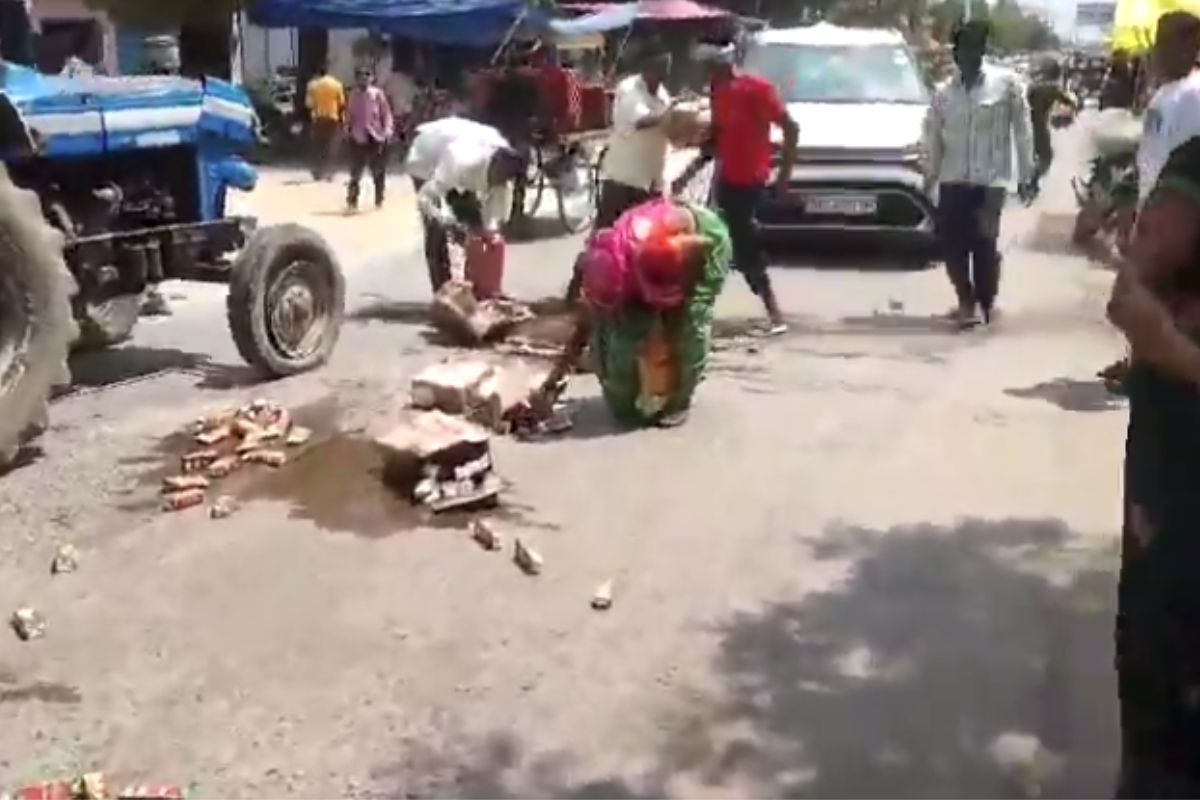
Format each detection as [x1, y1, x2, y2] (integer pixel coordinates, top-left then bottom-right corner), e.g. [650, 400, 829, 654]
[1101, 50, 1138, 110]
[1098, 12, 1200, 402]
[599, 51, 673, 227]
[1027, 58, 1078, 191]
[345, 67, 394, 212]
[405, 117, 522, 292]
[924, 20, 1035, 328]
[673, 45, 798, 335]
[305, 64, 345, 181]
[565, 50, 673, 299]
[1136, 12, 1200, 208]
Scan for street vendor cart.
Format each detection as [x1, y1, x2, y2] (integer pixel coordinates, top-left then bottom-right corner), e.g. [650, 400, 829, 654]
[476, 4, 642, 234]
[471, 52, 611, 234]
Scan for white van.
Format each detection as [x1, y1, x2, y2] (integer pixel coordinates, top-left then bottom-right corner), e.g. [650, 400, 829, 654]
[741, 23, 936, 247]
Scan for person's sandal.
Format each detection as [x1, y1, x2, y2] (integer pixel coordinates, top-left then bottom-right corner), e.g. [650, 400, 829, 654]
[656, 409, 690, 428]
[764, 321, 789, 337]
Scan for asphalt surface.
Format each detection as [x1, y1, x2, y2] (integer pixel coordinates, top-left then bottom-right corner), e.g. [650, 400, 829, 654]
[0, 118, 1128, 798]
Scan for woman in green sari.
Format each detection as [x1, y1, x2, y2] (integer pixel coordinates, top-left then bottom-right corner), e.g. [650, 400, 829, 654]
[538, 199, 731, 428]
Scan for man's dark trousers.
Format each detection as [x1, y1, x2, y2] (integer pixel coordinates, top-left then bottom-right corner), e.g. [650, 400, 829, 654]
[347, 139, 388, 208]
[937, 182, 1006, 313]
[565, 179, 656, 301]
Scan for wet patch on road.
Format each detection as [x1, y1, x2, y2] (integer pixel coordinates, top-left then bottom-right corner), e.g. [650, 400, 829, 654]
[115, 395, 555, 535]
[1006, 378, 1125, 412]
[236, 434, 552, 538]
[236, 434, 447, 537]
[0, 681, 82, 705]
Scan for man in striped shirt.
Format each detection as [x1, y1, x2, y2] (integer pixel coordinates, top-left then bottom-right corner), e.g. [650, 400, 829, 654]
[924, 20, 1035, 327]
[345, 67, 395, 211]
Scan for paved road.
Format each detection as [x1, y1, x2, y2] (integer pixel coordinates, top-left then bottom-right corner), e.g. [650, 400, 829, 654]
[0, 120, 1127, 798]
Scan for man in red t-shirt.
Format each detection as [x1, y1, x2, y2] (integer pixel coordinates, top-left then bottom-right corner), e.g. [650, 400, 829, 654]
[673, 46, 798, 333]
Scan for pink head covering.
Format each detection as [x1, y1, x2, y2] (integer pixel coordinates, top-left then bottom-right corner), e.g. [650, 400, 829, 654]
[580, 228, 632, 312]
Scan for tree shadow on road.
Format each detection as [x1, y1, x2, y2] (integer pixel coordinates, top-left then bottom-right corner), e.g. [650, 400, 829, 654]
[1006, 378, 1126, 413]
[653, 518, 1119, 798]
[65, 346, 271, 394]
[65, 346, 210, 392]
[350, 299, 432, 326]
[371, 517, 1120, 799]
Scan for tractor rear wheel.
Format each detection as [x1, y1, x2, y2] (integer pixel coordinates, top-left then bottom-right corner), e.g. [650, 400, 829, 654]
[0, 167, 76, 469]
[226, 224, 344, 378]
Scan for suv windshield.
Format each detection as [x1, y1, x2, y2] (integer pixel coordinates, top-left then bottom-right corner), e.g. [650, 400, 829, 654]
[744, 42, 928, 104]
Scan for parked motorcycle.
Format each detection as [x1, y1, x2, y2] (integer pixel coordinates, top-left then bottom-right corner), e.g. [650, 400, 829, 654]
[1072, 109, 1140, 250]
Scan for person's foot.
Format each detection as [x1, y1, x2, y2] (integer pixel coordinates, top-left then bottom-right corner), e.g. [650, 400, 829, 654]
[980, 305, 999, 325]
[656, 408, 690, 428]
[953, 303, 981, 329]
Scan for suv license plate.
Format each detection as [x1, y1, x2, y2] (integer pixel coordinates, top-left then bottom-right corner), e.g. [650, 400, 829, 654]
[803, 194, 877, 216]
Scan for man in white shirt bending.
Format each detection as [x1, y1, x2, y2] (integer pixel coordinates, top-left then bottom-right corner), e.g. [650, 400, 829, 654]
[1137, 11, 1200, 206]
[565, 49, 673, 299]
[405, 117, 524, 292]
[405, 116, 510, 182]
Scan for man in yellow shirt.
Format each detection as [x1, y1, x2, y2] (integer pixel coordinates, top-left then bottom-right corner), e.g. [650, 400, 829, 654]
[306, 65, 345, 180]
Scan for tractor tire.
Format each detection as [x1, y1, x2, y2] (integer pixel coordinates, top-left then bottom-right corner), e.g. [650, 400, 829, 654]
[74, 294, 140, 351]
[0, 166, 76, 468]
[226, 224, 344, 378]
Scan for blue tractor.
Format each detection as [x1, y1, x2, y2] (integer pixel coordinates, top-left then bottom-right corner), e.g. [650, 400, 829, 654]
[0, 6, 346, 467]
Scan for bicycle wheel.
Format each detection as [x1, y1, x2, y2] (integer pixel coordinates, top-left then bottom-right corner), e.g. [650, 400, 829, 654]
[516, 145, 546, 220]
[592, 145, 606, 209]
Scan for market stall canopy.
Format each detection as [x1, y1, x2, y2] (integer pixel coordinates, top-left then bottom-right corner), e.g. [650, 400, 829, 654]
[1111, 0, 1200, 53]
[544, 2, 639, 37]
[559, 0, 731, 21]
[247, 0, 549, 45]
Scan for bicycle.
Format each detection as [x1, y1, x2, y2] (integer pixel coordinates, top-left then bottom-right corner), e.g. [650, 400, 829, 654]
[515, 130, 605, 234]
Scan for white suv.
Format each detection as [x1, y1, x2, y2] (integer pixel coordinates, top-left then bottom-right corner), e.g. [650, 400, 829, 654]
[741, 23, 936, 248]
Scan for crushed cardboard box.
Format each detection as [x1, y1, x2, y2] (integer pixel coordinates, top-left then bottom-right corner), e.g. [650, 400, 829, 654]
[430, 280, 534, 345]
[373, 410, 500, 512]
[409, 355, 555, 434]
